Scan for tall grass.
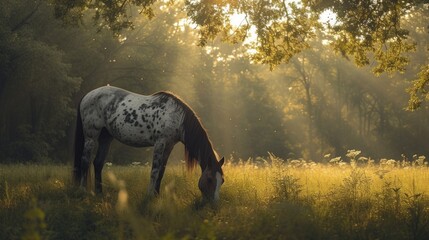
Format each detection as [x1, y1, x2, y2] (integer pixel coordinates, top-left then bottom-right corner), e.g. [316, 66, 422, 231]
[0, 156, 429, 239]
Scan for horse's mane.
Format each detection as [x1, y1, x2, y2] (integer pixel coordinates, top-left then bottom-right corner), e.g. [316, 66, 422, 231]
[154, 92, 217, 171]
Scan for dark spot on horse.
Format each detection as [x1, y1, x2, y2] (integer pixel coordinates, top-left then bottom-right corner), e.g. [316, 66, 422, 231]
[128, 99, 132, 102]
[147, 125, 151, 129]
[123, 108, 139, 124]
[139, 103, 148, 110]
[124, 113, 134, 123]
[121, 103, 125, 106]
[140, 131, 143, 134]
[134, 121, 139, 127]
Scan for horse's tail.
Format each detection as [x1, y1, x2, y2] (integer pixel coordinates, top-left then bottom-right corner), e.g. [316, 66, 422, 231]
[73, 100, 84, 186]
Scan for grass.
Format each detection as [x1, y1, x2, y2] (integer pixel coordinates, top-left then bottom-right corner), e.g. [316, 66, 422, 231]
[1, 155, 429, 240]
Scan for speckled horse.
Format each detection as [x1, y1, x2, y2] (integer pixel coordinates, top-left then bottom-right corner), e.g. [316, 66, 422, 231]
[73, 86, 224, 201]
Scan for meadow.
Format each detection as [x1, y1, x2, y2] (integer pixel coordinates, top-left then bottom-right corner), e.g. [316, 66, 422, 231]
[1, 153, 429, 240]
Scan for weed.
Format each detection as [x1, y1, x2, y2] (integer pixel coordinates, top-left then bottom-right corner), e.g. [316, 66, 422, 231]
[323, 169, 373, 239]
[21, 198, 46, 240]
[0, 160, 428, 239]
[403, 179, 429, 240]
[272, 172, 302, 202]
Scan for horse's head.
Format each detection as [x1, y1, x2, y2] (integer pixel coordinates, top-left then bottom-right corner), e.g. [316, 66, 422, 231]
[198, 157, 225, 201]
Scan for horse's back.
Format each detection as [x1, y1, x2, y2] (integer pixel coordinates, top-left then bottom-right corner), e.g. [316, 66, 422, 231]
[81, 86, 130, 107]
[80, 86, 184, 147]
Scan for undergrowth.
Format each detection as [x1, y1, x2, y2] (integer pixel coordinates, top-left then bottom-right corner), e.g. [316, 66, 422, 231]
[0, 154, 429, 239]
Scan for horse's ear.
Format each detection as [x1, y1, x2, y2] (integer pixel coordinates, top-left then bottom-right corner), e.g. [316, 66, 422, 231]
[219, 157, 225, 166]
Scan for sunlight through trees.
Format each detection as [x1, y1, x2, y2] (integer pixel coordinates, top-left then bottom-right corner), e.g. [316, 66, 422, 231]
[0, 0, 428, 162]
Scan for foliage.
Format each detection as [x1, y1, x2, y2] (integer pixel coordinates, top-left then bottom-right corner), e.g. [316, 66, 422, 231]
[52, 0, 157, 33]
[314, 0, 418, 74]
[408, 64, 429, 110]
[0, 0, 81, 162]
[1, 0, 429, 163]
[50, 0, 429, 107]
[186, 0, 428, 96]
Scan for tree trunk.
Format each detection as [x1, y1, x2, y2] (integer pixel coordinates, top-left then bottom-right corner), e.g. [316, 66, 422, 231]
[304, 82, 315, 160]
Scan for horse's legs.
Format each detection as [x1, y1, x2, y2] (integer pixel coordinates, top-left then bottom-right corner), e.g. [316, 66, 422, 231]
[81, 138, 96, 188]
[148, 141, 175, 196]
[155, 145, 174, 193]
[93, 128, 113, 194]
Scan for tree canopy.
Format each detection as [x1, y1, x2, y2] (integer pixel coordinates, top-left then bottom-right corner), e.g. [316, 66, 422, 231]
[52, 0, 429, 108]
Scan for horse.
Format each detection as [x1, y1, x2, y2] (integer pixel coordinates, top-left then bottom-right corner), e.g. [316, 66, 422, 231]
[73, 86, 225, 201]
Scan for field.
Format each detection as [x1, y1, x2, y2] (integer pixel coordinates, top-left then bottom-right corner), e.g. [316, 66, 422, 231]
[1, 155, 429, 240]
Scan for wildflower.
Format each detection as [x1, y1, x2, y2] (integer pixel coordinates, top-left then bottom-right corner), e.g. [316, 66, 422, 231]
[374, 169, 390, 179]
[329, 157, 341, 164]
[346, 149, 361, 159]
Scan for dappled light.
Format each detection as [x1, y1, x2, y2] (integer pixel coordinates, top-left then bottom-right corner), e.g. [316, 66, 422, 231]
[1, 0, 429, 239]
[2, 1, 427, 162]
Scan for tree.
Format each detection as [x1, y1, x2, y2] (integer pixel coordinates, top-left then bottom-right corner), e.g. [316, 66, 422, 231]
[52, 0, 429, 108]
[188, 42, 292, 158]
[0, 0, 81, 162]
